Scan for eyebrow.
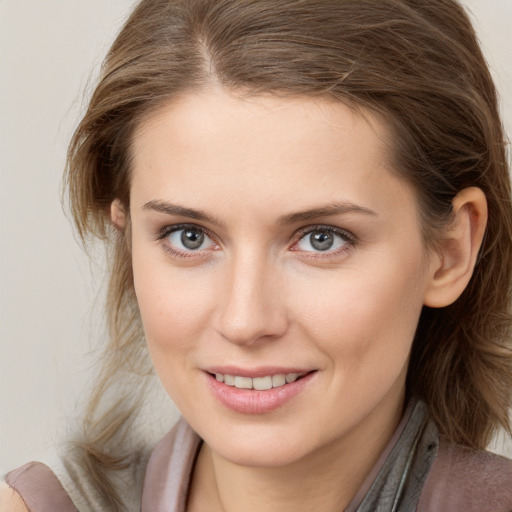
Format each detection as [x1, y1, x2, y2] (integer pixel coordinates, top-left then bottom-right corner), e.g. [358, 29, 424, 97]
[277, 203, 377, 225]
[142, 200, 377, 226]
[142, 200, 224, 227]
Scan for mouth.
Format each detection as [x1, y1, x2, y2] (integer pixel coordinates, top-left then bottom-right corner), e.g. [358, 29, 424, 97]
[209, 371, 310, 390]
[204, 369, 317, 414]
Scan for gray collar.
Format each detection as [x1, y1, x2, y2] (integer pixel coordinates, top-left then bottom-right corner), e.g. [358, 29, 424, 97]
[351, 400, 438, 512]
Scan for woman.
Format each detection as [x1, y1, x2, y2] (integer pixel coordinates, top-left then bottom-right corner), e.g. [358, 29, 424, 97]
[2, 0, 512, 510]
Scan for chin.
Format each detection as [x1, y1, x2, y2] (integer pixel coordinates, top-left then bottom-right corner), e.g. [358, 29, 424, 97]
[215, 438, 312, 468]
[197, 417, 333, 469]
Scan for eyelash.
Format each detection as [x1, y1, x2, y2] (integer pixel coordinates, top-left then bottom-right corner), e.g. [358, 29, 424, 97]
[157, 223, 218, 259]
[291, 224, 357, 260]
[156, 223, 357, 260]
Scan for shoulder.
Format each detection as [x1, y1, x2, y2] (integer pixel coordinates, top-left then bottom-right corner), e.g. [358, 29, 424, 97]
[0, 482, 29, 512]
[418, 440, 512, 512]
[2, 462, 77, 512]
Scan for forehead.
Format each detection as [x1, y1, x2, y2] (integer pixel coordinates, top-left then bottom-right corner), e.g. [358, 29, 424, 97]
[132, 89, 386, 167]
[129, 88, 416, 222]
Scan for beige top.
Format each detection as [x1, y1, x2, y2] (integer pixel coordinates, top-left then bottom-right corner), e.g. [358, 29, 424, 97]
[5, 401, 512, 511]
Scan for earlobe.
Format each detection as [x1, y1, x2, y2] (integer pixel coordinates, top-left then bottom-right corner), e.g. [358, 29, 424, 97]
[110, 199, 127, 230]
[423, 187, 487, 308]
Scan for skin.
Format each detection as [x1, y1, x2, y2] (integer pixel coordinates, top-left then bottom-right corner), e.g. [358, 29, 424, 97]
[121, 89, 485, 511]
[0, 483, 29, 512]
[0, 89, 486, 512]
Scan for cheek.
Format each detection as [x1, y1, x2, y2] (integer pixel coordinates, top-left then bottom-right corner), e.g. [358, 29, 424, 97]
[132, 259, 218, 409]
[291, 253, 426, 372]
[131, 252, 215, 357]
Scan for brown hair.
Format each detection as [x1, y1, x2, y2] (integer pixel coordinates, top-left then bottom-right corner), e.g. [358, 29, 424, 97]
[66, 0, 512, 509]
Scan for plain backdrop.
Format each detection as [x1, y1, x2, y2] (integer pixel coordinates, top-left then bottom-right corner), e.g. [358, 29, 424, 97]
[1, 0, 511, 473]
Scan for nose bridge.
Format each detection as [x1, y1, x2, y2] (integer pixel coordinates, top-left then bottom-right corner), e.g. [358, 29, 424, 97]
[215, 246, 287, 345]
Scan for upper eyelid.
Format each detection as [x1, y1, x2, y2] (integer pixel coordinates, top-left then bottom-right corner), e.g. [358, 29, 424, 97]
[293, 224, 356, 241]
[157, 223, 214, 240]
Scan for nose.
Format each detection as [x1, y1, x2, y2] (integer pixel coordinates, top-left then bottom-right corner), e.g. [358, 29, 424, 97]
[213, 251, 289, 346]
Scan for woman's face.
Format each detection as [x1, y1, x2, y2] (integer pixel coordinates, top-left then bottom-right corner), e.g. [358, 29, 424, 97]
[127, 89, 438, 468]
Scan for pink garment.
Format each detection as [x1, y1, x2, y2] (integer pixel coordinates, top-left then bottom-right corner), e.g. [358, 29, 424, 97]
[5, 406, 512, 511]
[5, 462, 77, 512]
[418, 441, 512, 511]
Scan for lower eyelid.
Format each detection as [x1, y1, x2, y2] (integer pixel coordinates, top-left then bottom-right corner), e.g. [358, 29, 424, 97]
[161, 245, 208, 261]
[292, 244, 355, 263]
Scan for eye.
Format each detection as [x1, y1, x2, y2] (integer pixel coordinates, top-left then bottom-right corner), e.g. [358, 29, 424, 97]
[161, 225, 216, 253]
[295, 227, 353, 253]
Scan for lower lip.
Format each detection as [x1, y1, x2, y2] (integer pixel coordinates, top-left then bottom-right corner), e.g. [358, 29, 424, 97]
[206, 372, 316, 414]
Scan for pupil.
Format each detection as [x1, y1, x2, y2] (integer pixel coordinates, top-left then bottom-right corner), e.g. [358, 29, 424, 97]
[310, 231, 334, 251]
[181, 229, 204, 250]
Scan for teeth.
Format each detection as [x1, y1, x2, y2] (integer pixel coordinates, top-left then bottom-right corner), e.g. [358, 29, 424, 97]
[234, 376, 252, 389]
[215, 372, 306, 390]
[272, 374, 286, 387]
[253, 376, 272, 390]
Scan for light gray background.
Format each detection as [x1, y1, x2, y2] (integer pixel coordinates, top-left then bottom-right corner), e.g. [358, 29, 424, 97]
[1, 0, 511, 472]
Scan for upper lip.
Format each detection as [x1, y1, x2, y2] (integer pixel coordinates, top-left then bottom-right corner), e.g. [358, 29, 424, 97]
[203, 366, 315, 378]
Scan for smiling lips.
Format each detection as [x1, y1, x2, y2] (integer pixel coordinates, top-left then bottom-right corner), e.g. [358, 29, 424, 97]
[206, 369, 315, 414]
[214, 372, 306, 390]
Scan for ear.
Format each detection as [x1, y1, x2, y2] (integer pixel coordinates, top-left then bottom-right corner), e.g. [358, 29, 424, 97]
[110, 198, 127, 230]
[423, 187, 487, 308]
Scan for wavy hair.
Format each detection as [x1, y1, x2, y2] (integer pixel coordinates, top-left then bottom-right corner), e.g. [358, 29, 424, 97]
[65, 1, 512, 509]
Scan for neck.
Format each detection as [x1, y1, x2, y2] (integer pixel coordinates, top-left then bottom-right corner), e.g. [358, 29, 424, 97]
[187, 394, 405, 512]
